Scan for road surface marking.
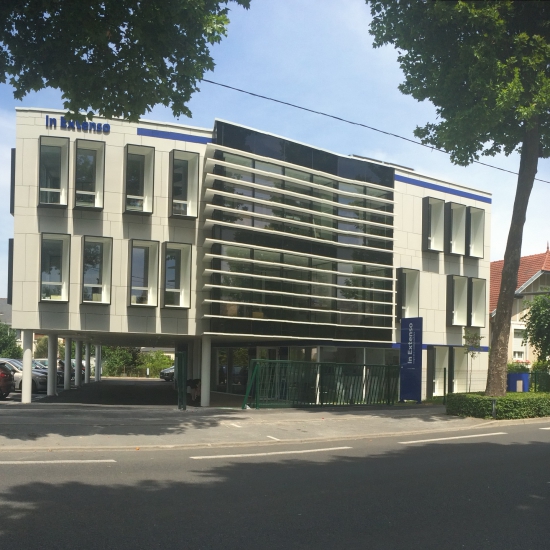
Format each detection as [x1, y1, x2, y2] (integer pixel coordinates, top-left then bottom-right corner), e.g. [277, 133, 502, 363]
[539, 427, 550, 430]
[266, 436, 280, 441]
[190, 446, 352, 460]
[399, 432, 507, 445]
[0, 459, 117, 465]
[229, 423, 242, 428]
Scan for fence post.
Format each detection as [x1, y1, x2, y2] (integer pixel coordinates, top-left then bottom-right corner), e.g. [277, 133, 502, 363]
[386, 367, 391, 405]
[443, 368, 447, 405]
[320, 364, 324, 407]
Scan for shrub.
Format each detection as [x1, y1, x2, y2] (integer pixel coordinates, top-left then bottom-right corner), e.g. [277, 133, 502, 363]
[532, 360, 550, 372]
[446, 392, 550, 419]
[137, 350, 172, 377]
[507, 362, 530, 373]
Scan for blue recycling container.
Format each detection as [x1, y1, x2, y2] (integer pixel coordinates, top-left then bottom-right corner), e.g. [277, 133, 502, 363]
[507, 373, 530, 392]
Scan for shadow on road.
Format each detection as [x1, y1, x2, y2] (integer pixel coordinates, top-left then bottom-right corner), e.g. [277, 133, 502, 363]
[0, 440, 547, 549]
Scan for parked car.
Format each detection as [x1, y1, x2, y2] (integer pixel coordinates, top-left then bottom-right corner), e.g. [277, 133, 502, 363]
[34, 358, 48, 367]
[160, 366, 175, 382]
[0, 362, 15, 399]
[0, 359, 48, 393]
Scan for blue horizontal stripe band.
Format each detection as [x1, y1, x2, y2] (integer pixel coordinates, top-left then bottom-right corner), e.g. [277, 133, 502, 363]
[395, 174, 491, 204]
[392, 343, 489, 352]
[137, 128, 212, 144]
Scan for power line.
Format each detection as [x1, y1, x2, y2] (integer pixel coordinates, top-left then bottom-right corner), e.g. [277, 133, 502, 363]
[202, 78, 550, 185]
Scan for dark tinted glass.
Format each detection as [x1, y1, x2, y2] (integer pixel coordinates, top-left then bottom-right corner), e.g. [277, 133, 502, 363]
[132, 246, 149, 287]
[75, 148, 97, 191]
[126, 154, 145, 196]
[285, 141, 312, 168]
[165, 248, 181, 290]
[41, 239, 63, 283]
[40, 146, 61, 189]
[254, 133, 284, 161]
[172, 159, 188, 201]
[83, 242, 103, 285]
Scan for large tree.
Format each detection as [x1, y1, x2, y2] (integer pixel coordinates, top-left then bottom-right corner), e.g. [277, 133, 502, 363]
[0, 322, 22, 359]
[0, 0, 249, 121]
[522, 291, 550, 363]
[367, 0, 550, 396]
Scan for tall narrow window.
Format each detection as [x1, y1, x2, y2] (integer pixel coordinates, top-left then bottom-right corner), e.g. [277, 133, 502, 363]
[75, 140, 105, 209]
[467, 207, 485, 258]
[445, 202, 467, 255]
[39, 137, 69, 206]
[125, 145, 154, 214]
[129, 240, 158, 306]
[469, 278, 486, 327]
[447, 275, 468, 326]
[422, 197, 444, 252]
[82, 236, 112, 303]
[396, 268, 419, 320]
[40, 234, 70, 301]
[162, 243, 192, 308]
[169, 150, 199, 217]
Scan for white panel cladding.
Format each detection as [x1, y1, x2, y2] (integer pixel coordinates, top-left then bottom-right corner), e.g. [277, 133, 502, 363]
[12, 107, 209, 336]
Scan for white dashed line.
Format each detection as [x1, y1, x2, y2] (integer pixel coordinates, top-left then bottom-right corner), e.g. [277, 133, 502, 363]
[0, 459, 117, 465]
[399, 432, 507, 445]
[190, 446, 352, 460]
[266, 436, 280, 441]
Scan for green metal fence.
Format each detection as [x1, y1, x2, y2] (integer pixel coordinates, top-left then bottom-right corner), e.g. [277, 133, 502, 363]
[242, 360, 400, 409]
[531, 372, 550, 392]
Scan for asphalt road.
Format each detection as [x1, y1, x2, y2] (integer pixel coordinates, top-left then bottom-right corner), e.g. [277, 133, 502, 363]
[0, 423, 549, 549]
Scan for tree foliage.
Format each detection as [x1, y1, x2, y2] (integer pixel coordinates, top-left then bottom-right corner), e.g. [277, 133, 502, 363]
[367, 0, 550, 396]
[138, 350, 172, 377]
[0, 322, 22, 359]
[102, 346, 141, 376]
[0, 0, 250, 121]
[33, 336, 49, 358]
[522, 292, 550, 362]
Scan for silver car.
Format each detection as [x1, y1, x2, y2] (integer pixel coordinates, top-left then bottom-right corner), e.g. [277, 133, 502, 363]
[0, 359, 48, 393]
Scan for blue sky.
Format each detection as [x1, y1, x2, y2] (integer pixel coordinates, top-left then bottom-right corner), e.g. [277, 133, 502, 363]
[0, 0, 549, 295]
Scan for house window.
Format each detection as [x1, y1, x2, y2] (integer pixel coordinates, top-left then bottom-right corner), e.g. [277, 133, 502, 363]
[396, 268, 419, 320]
[445, 202, 467, 255]
[129, 240, 158, 306]
[514, 329, 525, 340]
[447, 275, 468, 326]
[40, 234, 70, 301]
[422, 197, 444, 252]
[468, 278, 486, 327]
[467, 207, 485, 258]
[82, 236, 112, 303]
[169, 151, 199, 217]
[125, 145, 154, 213]
[513, 351, 524, 360]
[39, 137, 69, 206]
[75, 140, 105, 209]
[162, 243, 192, 307]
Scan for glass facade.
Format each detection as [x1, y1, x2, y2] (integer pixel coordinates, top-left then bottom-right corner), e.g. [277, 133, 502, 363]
[206, 123, 395, 342]
[39, 145, 62, 204]
[75, 148, 97, 207]
[126, 153, 146, 211]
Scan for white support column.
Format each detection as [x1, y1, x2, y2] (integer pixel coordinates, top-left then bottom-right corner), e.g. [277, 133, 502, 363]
[64, 337, 72, 391]
[200, 335, 211, 407]
[84, 343, 91, 384]
[47, 334, 58, 396]
[94, 345, 101, 382]
[74, 340, 82, 388]
[21, 330, 33, 404]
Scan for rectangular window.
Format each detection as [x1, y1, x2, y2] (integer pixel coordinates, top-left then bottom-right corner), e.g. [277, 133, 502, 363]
[447, 275, 468, 326]
[129, 240, 158, 306]
[467, 207, 485, 258]
[513, 351, 524, 360]
[513, 329, 524, 340]
[169, 150, 199, 217]
[40, 234, 70, 301]
[468, 277, 486, 328]
[445, 202, 467, 255]
[125, 145, 154, 213]
[75, 140, 105, 209]
[39, 137, 69, 206]
[422, 197, 444, 252]
[162, 242, 192, 308]
[396, 268, 419, 320]
[82, 236, 112, 304]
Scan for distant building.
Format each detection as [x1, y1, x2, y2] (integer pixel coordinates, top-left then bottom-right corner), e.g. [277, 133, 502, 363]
[490, 247, 550, 364]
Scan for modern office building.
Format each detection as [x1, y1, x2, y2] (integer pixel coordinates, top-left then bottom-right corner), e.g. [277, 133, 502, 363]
[8, 107, 491, 404]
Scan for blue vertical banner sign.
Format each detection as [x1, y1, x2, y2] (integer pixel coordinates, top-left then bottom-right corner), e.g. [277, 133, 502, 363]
[400, 317, 423, 402]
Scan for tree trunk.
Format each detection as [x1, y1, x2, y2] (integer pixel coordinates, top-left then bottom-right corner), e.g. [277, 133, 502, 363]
[486, 119, 540, 396]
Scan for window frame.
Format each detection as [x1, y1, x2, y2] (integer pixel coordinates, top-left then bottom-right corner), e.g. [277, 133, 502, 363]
[124, 144, 155, 215]
[445, 202, 467, 256]
[466, 206, 485, 259]
[422, 197, 445, 253]
[38, 136, 70, 208]
[161, 242, 192, 309]
[446, 274, 468, 326]
[74, 139, 106, 210]
[468, 277, 486, 328]
[396, 268, 420, 321]
[81, 235, 113, 305]
[128, 239, 159, 307]
[169, 150, 199, 218]
[39, 233, 71, 303]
